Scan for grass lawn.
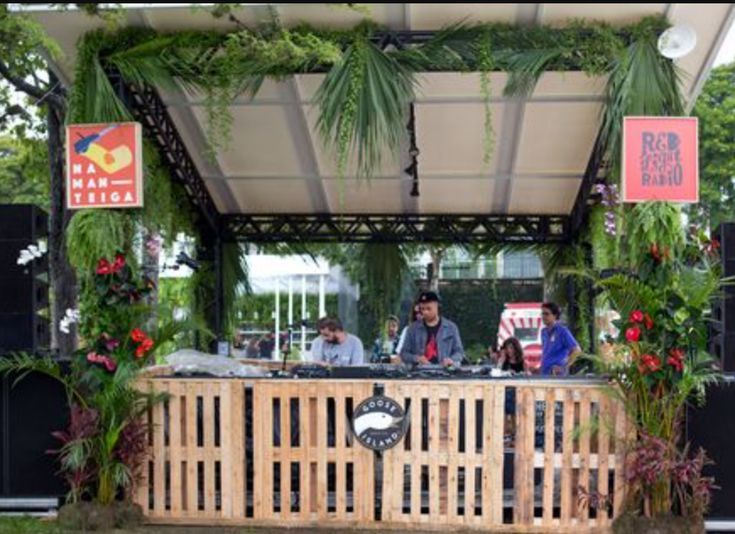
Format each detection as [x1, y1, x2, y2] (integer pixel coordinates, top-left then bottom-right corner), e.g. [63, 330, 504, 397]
[0, 518, 456, 534]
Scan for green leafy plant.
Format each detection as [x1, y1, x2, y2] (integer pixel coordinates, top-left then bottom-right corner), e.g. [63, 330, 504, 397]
[586, 229, 723, 519]
[0, 253, 178, 506]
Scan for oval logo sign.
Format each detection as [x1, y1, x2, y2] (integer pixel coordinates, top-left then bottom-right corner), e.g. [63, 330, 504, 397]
[352, 395, 408, 451]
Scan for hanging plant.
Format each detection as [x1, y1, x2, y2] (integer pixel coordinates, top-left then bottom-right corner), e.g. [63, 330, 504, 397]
[315, 32, 415, 179]
[476, 30, 495, 167]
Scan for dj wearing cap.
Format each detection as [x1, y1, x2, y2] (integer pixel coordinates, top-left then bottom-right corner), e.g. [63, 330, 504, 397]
[399, 291, 465, 367]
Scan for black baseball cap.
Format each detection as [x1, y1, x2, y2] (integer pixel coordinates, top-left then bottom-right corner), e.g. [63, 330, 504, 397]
[418, 291, 440, 303]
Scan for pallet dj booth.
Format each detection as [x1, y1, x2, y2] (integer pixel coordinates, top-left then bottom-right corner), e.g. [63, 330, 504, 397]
[26, 2, 735, 531]
[136, 373, 630, 531]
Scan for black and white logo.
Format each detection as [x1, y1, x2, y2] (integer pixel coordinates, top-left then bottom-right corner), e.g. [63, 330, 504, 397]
[351, 395, 408, 451]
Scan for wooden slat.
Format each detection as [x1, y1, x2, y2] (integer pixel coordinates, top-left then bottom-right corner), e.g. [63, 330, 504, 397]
[560, 388, 575, 526]
[597, 394, 611, 528]
[281, 391, 291, 519]
[428, 388, 440, 519]
[185, 383, 198, 518]
[252, 382, 266, 519]
[410, 385, 422, 523]
[447, 385, 460, 523]
[203, 382, 216, 516]
[168, 382, 182, 515]
[298, 386, 310, 519]
[489, 384, 505, 526]
[578, 390, 592, 524]
[219, 380, 233, 518]
[152, 383, 166, 517]
[542, 388, 556, 527]
[463, 386, 476, 526]
[334, 387, 346, 518]
[613, 400, 627, 516]
[317, 384, 329, 520]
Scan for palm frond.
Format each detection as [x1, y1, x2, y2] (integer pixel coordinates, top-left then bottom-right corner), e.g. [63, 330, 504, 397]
[502, 48, 564, 97]
[316, 36, 416, 178]
[0, 353, 86, 407]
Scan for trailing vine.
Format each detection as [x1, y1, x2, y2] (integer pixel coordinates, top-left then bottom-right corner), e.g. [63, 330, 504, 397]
[476, 29, 495, 167]
[67, 15, 671, 179]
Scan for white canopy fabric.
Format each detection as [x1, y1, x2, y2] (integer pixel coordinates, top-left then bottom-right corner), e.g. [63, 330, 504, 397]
[28, 3, 735, 217]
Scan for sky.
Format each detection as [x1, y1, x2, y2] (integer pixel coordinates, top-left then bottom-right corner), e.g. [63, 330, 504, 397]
[714, 19, 735, 66]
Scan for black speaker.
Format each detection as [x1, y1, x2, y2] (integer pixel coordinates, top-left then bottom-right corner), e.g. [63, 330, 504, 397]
[710, 223, 735, 372]
[0, 372, 68, 498]
[0, 204, 49, 353]
[687, 376, 735, 519]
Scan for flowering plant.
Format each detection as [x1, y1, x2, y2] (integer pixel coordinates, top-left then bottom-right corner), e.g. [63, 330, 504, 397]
[588, 228, 722, 519]
[0, 253, 179, 507]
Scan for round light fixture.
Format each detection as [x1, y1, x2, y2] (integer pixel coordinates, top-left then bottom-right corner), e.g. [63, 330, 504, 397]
[657, 24, 697, 59]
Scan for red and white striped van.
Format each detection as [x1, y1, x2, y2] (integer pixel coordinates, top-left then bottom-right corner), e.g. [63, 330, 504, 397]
[497, 302, 543, 372]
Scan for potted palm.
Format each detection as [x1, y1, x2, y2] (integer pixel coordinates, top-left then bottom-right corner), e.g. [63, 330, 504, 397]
[0, 253, 174, 530]
[589, 230, 722, 533]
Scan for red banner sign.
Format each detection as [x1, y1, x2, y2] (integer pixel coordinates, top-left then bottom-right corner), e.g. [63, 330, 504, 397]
[66, 122, 143, 209]
[622, 116, 698, 203]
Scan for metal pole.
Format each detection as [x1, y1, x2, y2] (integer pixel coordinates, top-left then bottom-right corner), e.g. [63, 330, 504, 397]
[301, 275, 307, 355]
[288, 277, 294, 350]
[319, 275, 326, 318]
[274, 278, 280, 360]
[214, 232, 224, 351]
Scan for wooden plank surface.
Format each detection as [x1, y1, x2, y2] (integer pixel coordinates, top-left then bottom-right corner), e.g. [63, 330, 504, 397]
[134, 378, 625, 532]
[542, 388, 556, 527]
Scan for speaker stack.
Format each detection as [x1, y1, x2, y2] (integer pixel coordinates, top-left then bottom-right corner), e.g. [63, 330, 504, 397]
[0, 205, 65, 506]
[710, 222, 735, 372]
[0, 204, 50, 353]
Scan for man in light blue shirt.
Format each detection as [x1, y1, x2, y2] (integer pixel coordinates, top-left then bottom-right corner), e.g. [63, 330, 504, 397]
[540, 302, 582, 376]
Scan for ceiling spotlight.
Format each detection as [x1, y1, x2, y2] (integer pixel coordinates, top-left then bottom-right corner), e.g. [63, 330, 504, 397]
[657, 24, 697, 59]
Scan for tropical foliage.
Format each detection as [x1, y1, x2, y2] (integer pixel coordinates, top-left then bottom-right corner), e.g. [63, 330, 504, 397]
[0, 253, 180, 505]
[586, 229, 722, 519]
[691, 62, 735, 231]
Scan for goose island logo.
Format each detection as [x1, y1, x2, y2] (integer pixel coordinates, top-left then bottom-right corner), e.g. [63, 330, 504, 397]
[351, 396, 408, 451]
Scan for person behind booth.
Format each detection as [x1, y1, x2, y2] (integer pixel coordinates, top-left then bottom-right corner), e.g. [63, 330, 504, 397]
[497, 337, 525, 374]
[399, 291, 464, 367]
[540, 302, 582, 376]
[371, 315, 401, 363]
[311, 316, 364, 366]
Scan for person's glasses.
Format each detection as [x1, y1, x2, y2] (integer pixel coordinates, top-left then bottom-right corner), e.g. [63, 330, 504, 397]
[542, 311, 552, 317]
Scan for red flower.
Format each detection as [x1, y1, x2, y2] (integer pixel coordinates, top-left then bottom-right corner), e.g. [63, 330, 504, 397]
[130, 328, 147, 343]
[87, 351, 101, 364]
[625, 327, 641, 343]
[96, 258, 112, 275]
[650, 244, 661, 262]
[629, 310, 644, 324]
[667, 348, 685, 372]
[638, 354, 662, 374]
[134, 338, 154, 359]
[111, 253, 126, 273]
[643, 313, 654, 330]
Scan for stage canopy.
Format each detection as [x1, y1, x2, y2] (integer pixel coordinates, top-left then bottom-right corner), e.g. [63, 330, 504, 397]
[24, 3, 735, 242]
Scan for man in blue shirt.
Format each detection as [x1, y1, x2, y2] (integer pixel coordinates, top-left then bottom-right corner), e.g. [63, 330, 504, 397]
[540, 302, 582, 376]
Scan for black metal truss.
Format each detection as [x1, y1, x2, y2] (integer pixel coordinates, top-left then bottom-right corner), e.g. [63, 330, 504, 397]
[569, 130, 606, 237]
[223, 214, 569, 244]
[108, 70, 220, 232]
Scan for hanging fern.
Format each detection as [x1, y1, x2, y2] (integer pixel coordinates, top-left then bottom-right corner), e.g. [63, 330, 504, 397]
[65, 210, 134, 272]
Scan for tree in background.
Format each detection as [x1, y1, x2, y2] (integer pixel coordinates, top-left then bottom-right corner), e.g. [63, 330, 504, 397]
[691, 62, 735, 232]
[0, 5, 77, 356]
